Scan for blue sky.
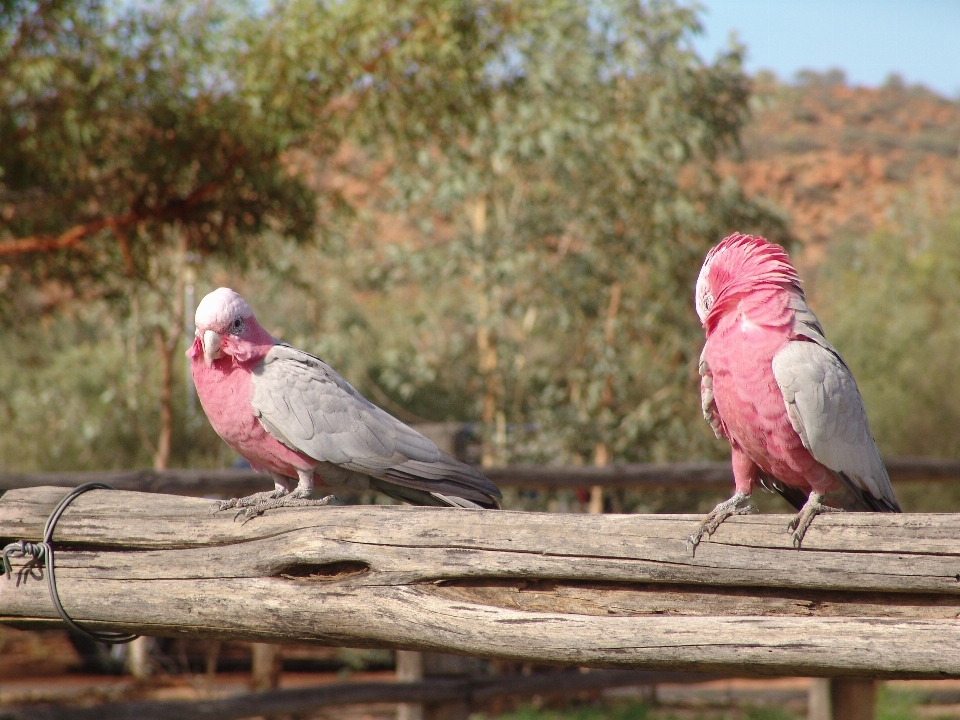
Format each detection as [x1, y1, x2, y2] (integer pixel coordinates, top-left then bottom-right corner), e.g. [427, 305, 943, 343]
[692, 1, 960, 98]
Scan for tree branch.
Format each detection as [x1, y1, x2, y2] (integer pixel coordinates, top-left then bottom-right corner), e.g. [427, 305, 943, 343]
[0, 150, 245, 258]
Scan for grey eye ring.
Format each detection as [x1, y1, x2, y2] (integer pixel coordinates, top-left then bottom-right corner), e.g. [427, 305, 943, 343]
[229, 316, 245, 335]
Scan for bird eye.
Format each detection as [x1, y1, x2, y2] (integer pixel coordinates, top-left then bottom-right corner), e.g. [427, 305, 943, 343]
[229, 316, 244, 334]
[703, 292, 713, 311]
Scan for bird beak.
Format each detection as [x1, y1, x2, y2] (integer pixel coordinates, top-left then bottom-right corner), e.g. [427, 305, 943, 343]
[202, 330, 223, 366]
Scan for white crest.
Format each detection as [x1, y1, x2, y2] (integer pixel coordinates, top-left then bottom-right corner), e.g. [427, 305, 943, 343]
[195, 287, 254, 332]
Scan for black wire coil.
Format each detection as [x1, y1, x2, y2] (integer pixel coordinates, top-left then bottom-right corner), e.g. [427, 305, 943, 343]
[2, 482, 139, 645]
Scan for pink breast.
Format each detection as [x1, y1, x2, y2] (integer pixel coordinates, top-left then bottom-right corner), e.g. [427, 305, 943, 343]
[190, 348, 318, 479]
[706, 312, 834, 493]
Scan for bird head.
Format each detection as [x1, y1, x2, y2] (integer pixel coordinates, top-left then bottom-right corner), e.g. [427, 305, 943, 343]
[695, 234, 801, 330]
[189, 288, 274, 367]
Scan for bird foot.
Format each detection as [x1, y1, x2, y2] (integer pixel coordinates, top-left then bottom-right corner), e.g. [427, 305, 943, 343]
[686, 491, 754, 555]
[211, 488, 286, 514]
[788, 491, 842, 548]
[235, 493, 337, 523]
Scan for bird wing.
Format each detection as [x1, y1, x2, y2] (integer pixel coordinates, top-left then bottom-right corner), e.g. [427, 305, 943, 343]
[771, 339, 900, 511]
[698, 346, 726, 440]
[250, 344, 501, 506]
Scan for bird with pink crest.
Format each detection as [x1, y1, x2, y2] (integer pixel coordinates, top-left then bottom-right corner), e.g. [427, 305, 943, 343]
[689, 233, 900, 552]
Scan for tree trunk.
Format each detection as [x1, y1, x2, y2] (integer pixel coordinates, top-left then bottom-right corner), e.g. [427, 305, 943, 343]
[151, 230, 187, 473]
[153, 329, 174, 472]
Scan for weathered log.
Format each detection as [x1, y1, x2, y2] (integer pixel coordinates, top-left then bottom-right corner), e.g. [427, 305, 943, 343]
[0, 669, 719, 720]
[1, 456, 958, 496]
[1, 486, 959, 679]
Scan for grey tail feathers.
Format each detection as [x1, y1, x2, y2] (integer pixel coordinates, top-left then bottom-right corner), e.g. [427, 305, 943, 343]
[760, 471, 901, 513]
[370, 477, 500, 510]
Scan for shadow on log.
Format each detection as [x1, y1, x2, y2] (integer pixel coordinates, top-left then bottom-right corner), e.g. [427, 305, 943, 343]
[1, 487, 959, 679]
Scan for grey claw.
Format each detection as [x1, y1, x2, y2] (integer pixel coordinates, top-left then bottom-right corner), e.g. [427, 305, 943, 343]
[212, 498, 239, 514]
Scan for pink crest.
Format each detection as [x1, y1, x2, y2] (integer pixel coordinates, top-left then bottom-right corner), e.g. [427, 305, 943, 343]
[696, 234, 799, 327]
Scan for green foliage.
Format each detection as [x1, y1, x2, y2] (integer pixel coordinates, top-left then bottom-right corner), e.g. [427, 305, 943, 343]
[812, 202, 960, 460]
[258, 0, 789, 465]
[809, 201, 960, 512]
[488, 699, 803, 720]
[493, 701, 650, 720]
[875, 685, 922, 720]
[0, 0, 319, 467]
[0, 298, 227, 471]
[0, 0, 314, 285]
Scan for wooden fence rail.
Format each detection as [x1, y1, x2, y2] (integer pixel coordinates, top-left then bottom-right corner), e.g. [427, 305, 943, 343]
[0, 669, 720, 720]
[0, 456, 958, 496]
[2, 486, 959, 679]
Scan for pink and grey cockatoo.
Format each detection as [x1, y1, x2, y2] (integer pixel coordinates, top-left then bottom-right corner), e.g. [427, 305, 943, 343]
[689, 233, 900, 551]
[188, 288, 501, 518]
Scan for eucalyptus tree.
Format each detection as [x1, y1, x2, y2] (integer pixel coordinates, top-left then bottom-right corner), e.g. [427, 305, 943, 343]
[259, 0, 790, 469]
[0, 0, 314, 469]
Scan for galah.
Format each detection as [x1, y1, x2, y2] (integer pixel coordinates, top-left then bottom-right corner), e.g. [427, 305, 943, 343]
[188, 288, 501, 518]
[689, 234, 899, 551]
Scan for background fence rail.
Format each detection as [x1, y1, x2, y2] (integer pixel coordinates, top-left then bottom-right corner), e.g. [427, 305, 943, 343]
[1, 457, 958, 496]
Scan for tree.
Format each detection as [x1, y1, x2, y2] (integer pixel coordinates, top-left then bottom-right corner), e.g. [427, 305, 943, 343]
[254, 0, 790, 473]
[0, 0, 314, 469]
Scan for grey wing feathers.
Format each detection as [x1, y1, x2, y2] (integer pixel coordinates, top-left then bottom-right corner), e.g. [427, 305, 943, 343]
[251, 344, 501, 508]
[772, 339, 900, 512]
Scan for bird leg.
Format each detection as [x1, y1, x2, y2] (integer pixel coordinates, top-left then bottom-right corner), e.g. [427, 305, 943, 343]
[211, 474, 291, 513]
[787, 490, 842, 548]
[686, 490, 754, 555]
[234, 469, 336, 522]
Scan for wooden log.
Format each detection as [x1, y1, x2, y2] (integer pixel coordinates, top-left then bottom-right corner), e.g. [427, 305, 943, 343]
[1, 456, 958, 496]
[0, 669, 721, 720]
[1, 487, 959, 679]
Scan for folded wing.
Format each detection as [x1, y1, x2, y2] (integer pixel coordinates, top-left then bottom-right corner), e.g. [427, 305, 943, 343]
[250, 344, 501, 508]
[772, 339, 900, 512]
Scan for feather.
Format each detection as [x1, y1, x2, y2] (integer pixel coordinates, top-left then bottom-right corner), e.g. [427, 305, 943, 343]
[251, 344, 501, 507]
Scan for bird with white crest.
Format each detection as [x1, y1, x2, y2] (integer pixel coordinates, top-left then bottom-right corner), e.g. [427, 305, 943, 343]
[188, 287, 501, 519]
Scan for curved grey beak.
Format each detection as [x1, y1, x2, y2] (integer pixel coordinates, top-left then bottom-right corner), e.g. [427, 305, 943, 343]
[202, 330, 223, 366]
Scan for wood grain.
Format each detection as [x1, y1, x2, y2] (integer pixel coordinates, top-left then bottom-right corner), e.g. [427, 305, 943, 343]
[2, 487, 959, 678]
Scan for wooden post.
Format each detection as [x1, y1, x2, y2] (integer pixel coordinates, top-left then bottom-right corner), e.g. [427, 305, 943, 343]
[396, 650, 424, 720]
[831, 679, 876, 720]
[808, 678, 876, 720]
[251, 643, 282, 691]
[2, 487, 960, 678]
[127, 636, 152, 679]
[808, 678, 831, 720]
[203, 640, 220, 687]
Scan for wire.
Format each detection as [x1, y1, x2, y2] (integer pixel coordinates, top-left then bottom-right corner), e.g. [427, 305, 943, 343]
[2, 482, 139, 645]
